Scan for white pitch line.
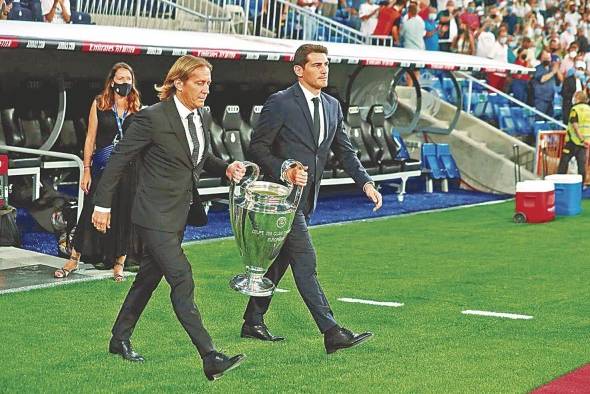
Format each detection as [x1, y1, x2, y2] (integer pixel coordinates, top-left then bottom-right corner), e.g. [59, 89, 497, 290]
[338, 297, 404, 307]
[462, 310, 533, 320]
[274, 288, 290, 293]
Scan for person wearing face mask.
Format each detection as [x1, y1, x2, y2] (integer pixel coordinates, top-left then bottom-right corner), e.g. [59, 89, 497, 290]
[486, 29, 509, 90]
[54, 62, 142, 282]
[559, 42, 578, 76]
[511, 48, 532, 103]
[561, 60, 587, 123]
[424, 6, 440, 50]
[564, 2, 581, 30]
[532, 49, 562, 119]
[558, 90, 589, 182]
[459, 1, 479, 30]
[560, 22, 577, 49]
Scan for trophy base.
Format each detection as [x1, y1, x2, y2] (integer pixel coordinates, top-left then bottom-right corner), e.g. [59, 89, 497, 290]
[230, 273, 275, 297]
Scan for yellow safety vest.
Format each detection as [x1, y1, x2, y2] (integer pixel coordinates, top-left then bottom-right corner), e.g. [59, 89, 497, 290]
[566, 103, 590, 146]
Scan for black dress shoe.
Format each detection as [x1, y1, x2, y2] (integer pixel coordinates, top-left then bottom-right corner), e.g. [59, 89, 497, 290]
[241, 323, 285, 341]
[324, 326, 373, 354]
[203, 351, 245, 381]
[109, 339, 145, 362]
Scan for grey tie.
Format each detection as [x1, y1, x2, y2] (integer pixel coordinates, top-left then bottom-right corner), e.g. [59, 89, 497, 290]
[186, 113, 201, 187]
[311, 97, 320, 144]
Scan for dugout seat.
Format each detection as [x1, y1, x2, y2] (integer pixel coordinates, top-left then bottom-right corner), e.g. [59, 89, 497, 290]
[337, 106, 380, 177]
[198, 106, 224, 187]
[221, 105, 246, 162]
[366, 105, 401, 173]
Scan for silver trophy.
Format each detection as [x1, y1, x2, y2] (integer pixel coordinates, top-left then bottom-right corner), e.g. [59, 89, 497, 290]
[229, 160, 304, 297]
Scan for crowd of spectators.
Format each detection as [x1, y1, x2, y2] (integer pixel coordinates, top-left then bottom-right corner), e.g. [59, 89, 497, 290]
[1, 0, 79, 23]
[328, 0, 590, 120]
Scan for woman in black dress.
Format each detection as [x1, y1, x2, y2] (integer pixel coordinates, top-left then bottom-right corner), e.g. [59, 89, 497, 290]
[54, 62, 141, 282]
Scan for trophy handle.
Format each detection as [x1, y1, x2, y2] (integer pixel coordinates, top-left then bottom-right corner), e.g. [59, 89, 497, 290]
[283, 159, 305, 211]
[230, 161, 259, 203]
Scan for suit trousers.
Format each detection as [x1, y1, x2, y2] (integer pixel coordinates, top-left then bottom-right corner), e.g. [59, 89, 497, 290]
[111, 225, 215, 358]
[243, 212, 338, 333]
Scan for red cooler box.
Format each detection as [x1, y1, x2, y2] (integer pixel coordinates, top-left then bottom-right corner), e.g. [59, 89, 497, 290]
[514, 180, 555, 223]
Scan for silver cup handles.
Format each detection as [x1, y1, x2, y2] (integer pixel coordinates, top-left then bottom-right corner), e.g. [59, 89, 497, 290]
[282, 159, 305, 211]
[230, 161, 260, 202]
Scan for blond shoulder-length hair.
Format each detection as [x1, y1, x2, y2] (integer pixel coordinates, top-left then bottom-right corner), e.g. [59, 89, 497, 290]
[155, 55, 212, 101]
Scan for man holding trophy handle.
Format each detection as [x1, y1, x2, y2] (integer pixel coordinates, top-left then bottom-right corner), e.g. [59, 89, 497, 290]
[241, 43, 383, 354]
[91, 55, 246, 381]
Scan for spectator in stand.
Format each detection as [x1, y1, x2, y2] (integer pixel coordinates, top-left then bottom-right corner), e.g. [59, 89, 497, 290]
[558, 90, 589, 182]
[576, 26, 589, 54]
[506, 35, 517, 63]
[460, 1, 479, 31]
[486, 6, 503, 32]
[561, 59, 587, 123]
[512, 0, 527, 26]
[532, 49, 562, 119]
[560, 41, 579, 76]
[417, 0, 429, 20]
[359, 0, 380, 36]
[401, 3, 425, 49]
[424, 6, 440, 51]
[452, 21, 475, 54]
[529, 0, 545, 27]
[373, 0, 403, 45]
[0, 0, 12, 19]
[320, 0, 339, 17]
[549, 37, 562, 62]
[560, 21, 577, 49]
[503, 4, 518, 35]
[511, 48, 532, 103]
[487, 27, 509, 91]
[475, 22, 496, 57]
[438, 0, 459, 52]
[564, 2, 581, 30]
[337, 0, 361, 30]
[298, 0, 320, 40]
[41, 0, 70, 23]
[581, 12, 590, 40]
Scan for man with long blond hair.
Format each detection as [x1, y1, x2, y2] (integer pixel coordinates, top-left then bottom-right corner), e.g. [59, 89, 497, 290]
[92, 55, 246, 381]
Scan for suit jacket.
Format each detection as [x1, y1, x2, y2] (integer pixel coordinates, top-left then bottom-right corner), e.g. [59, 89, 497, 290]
[93, 99, 228, 232]
[248, 83, 372, 214]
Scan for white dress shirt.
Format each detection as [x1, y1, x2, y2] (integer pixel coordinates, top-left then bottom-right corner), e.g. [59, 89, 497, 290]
[173, 95, 205, 164]
[299, 82, 325, 145]
[95, 96, 205, 213]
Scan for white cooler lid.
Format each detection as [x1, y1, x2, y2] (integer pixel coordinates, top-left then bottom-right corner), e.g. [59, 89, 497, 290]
[545, 174, 583, 184]
[516, 180, 555, 193]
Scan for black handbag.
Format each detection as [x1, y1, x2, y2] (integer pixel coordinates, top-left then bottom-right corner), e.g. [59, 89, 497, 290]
[0, 205, 21, 247]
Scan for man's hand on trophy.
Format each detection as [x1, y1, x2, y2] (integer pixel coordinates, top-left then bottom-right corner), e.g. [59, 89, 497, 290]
[92, 210, 111, 233]
[286, 166, 308, 187]
[363, 182, 383, 212]
[226, 161, 247, 183]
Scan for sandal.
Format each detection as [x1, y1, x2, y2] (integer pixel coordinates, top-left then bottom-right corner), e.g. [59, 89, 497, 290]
[113, 262, 125, 282]
[54, 256, 80, 279]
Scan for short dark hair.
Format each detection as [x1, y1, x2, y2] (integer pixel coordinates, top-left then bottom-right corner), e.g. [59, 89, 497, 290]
[294, 44, 328, 68]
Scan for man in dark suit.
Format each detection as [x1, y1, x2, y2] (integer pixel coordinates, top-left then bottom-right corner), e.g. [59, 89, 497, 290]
[92, 55, 246, 381]
[241, 44, 383, 354]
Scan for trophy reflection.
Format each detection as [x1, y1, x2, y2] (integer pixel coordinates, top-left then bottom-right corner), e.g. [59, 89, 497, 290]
[229, 160, 304, 297]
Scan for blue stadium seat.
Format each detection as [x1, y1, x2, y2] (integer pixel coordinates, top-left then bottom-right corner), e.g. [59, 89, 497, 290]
[391, 130, 421, 171]
[510, 107, 532, 136]
[71, 11, 92, 24]
[8, 4, 33, 21]
[498, 106, 516, 135]
[436, 144, 460, 179]
[421, 143, 445, 179]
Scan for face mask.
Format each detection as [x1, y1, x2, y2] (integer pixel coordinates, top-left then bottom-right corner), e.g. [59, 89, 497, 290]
[429, 13, 437, 20]
[500, 37, 508, 44]
[570, 50, 578, 58]
[467, 7, 474, 12]
[509, 42, 517, 48]
[575, 70, 585, 79]
[542, 60, 551, 67]
[568, 27, 576, 34]
[113, 82, 132, 97]
[535, 28, 543, 35]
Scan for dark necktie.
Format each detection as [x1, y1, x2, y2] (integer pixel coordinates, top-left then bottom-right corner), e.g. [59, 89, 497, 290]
[311, 97, 321, 144]
[186, 113, 201, 188]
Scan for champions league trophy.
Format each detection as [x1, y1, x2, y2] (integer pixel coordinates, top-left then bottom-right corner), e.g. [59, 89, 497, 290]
[229, 160, 304, 297]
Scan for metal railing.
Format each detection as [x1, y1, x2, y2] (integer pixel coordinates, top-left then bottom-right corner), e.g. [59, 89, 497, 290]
[77, 0, 233, 32]
[0, 145, 85, 220]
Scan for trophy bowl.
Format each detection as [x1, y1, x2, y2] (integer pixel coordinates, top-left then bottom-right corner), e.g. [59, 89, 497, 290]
[229, 160, 303, 297]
